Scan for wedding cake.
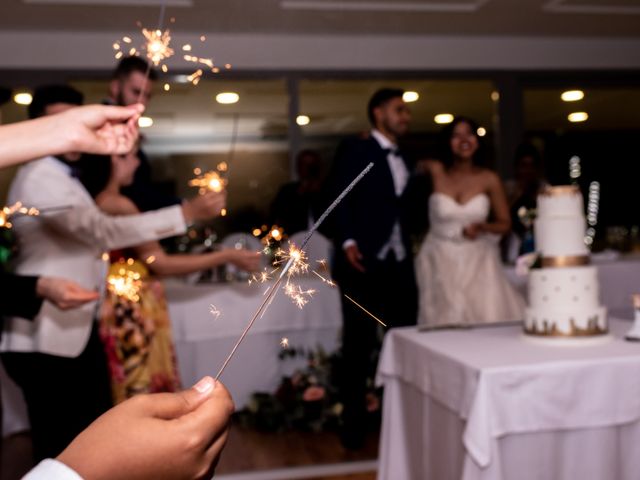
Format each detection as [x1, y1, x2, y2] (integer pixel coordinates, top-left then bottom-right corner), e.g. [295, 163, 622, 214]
[524, 185, 607, 337]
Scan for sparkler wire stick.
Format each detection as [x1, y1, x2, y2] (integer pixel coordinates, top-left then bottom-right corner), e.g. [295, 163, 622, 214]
[215, 161, 374, 380]
[136, 2, 167, 105]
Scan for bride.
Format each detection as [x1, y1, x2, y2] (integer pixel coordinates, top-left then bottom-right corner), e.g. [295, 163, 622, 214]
[415, 117, 524, 328]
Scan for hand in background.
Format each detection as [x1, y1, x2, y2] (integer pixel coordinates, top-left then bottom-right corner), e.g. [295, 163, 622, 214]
[57, 377, 234, 480]
[182, 191, 227, 223]
[224, 249, 261, 272]
[462, 223, 484, 240]
[345, 244, 365, 273]
[61, 104, 144, 156]
[36, 277, 99, 310]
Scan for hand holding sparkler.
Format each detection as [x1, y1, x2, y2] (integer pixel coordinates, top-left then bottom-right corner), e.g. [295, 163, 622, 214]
[59, 104, 144, 156]
[181, 191, 227, 224]
[220, 248, 261, 273]
[0, 104, 143, 169]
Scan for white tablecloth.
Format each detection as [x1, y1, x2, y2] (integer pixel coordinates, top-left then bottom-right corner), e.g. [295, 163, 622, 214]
[376, 318, 640, 480]
[1, 276, 342, 437]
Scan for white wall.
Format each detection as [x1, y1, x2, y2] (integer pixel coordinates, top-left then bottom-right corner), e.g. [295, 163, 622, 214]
[1, 31, 640, 71]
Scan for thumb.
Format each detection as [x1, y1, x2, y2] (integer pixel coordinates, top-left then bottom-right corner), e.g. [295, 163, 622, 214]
[149, 376, 215, 420]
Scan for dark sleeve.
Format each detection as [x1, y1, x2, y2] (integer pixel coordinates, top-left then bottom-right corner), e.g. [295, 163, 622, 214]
[0, 273, 44, 320]
[327, 138, 363, 246]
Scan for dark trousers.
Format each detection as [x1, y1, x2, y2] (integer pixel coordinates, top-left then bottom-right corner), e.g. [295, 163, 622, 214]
[1, 324, 112, 461]
[335, 252, 417, 441]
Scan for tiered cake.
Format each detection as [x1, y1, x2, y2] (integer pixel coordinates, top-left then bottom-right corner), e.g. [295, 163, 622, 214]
[524, 185, 607, 337]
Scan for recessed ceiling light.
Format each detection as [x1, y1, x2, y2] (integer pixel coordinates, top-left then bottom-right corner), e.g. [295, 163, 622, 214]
[216, 92, 239, 104]
[434, 113, 454, 125]
[402, 91, 419, 103]
[13, 92, 33, 105]
[138, 116, 154, 128]
[477, 127, 487, 137]
[561, 90, 584, 102]
[296, 115, 310, 126]
[568, 112, 588, 123]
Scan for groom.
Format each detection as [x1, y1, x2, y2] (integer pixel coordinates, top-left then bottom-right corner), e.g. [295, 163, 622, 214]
[330, 88, 418, 449]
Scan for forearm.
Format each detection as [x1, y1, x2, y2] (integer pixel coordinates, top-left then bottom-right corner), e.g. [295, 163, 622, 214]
[0, 117, 69, 168]
[480, 219, 511, 235]
[148, 251, 230, 277]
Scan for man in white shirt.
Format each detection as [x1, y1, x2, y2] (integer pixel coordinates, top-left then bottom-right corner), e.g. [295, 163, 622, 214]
[1, 86, 225, 461]
[330, 88, 418, 449]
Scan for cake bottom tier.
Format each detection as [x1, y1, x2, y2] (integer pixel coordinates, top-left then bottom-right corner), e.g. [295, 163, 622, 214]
[524, 306, 607, 336]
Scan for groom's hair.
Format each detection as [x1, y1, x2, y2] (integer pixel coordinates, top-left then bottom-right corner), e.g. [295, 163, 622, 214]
[367, 88, 404, 126]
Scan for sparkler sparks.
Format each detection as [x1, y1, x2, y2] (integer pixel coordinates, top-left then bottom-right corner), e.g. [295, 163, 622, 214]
[188, 169, 227, 194]
[107, 263, 142, 303]
[344, 294, 387, 327]
[112, 6, 229, 89]
[280, 337, 290, 349]
[215, 162, 374, 381]
[0, 202, 39, 229]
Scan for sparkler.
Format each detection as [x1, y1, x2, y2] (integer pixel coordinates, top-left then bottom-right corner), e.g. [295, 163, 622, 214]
[280, 337, 290, 349]
[215, 162, 374, 380]
[0, 202, 72, 229]
[0, 202, 38, 229]
[188, 168, 227, 194]
[112, 4, 231, 93]
[209, 304, 221, 320]
[107, 260, 143, 303]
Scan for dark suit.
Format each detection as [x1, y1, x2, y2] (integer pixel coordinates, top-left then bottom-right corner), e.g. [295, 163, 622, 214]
[330, 134, 418, 446]
[0, 273, 43, 320]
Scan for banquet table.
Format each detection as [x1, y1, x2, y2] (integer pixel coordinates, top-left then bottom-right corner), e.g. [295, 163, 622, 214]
[376, 318, 640, 480]
[1, 275, 342, 437]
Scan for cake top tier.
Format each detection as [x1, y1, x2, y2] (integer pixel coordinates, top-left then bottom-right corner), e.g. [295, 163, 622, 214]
[537, 185, 584, 218]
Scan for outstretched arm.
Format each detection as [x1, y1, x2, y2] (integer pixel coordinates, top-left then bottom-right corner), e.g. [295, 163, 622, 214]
[0, 104, 143, 168]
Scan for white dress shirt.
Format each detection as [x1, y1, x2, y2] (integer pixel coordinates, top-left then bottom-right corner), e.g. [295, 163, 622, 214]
[23, 459, 83, 480]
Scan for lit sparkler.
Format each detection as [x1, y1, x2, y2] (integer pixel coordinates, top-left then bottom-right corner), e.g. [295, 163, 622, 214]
[112, 5, 230, 90]
[215, 162, 374, 380]
[107, 261, 143, 303]
[0, 202, 39, 229]
[188, 169, 227, 194]
[280, 337, 290, 349]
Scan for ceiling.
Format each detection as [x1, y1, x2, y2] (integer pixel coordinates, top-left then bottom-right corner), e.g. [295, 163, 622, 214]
[2, 0, 640, 36]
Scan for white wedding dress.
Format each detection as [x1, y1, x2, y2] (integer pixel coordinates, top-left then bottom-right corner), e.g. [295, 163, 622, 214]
[415, 192, 525, 328]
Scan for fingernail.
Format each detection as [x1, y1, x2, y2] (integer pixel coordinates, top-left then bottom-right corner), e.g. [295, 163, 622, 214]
[193, 376, 214, 394]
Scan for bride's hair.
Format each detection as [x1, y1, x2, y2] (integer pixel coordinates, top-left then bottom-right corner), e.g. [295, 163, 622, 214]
[439, 116, 487, 169]
[76, 153, 113, 198]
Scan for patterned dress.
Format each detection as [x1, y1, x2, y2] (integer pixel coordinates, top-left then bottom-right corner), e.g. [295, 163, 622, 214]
[99, 253, 181, 404]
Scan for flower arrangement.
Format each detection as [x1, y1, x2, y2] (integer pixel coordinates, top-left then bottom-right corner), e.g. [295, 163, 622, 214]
[236, 345, 344, 433]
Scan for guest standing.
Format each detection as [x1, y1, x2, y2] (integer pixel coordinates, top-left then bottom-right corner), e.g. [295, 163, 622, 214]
[330, 88, 418, 449]
[79, 151, 259, 402]
[269, 149, 329, 236]
[106, 55, 181, 212]
[415, 117, 525, 328]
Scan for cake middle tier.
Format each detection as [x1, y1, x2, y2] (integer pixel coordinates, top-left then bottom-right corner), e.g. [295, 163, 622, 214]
[528, 265, 600, 309]
[534, 216, 588, 257]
